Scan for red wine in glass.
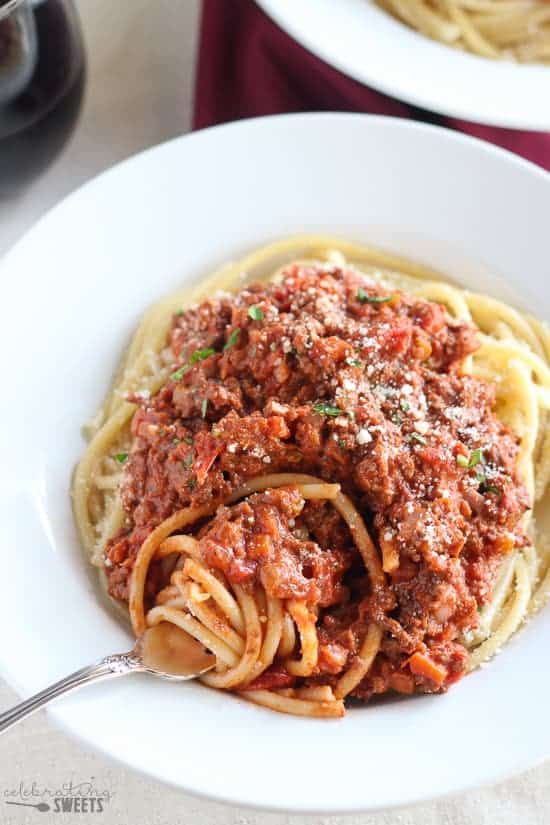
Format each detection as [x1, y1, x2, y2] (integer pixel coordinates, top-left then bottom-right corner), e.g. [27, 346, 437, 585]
[0, 0, 85, 197]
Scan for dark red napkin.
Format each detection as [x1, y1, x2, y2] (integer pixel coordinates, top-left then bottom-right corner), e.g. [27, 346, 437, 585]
[194, 0, 550, 171]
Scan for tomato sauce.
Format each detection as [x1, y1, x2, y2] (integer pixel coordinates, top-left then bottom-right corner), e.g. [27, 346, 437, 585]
[105, 263, 530, 697]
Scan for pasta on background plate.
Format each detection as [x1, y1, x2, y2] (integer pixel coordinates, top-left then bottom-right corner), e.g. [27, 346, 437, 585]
[377, 0, 550, 63]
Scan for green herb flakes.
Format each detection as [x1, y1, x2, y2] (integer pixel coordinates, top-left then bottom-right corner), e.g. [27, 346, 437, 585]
[248, 305, 264, 321]
[469, 448, 484, 468]
[357, 288, 393, 305]
[313, 402, 342, 417]
[224, 328, 240, 351]
[457, 447, 485, 471]
[170, 365, 189, 381]
[189, 347, 215, 364]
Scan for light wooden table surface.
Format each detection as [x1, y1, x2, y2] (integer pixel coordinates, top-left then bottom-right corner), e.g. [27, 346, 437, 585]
[1, 2, 548, 823]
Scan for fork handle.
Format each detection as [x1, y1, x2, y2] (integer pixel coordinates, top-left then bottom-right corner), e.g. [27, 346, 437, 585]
[0, 653, 143, 735]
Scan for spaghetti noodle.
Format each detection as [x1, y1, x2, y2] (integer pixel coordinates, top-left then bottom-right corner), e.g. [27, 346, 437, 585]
[73, 236, 550, 716]
[376, 0, 550, 63]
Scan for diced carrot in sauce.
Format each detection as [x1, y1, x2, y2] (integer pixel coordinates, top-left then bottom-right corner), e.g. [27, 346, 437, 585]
[407, 652, 447, 687]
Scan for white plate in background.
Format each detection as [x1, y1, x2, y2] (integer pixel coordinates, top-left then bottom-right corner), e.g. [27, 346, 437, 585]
[1, 114, 550, 812]
[257, 0, 550, 131]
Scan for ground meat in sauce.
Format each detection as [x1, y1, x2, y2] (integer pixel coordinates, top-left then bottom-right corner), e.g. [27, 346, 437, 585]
[105, 262, 530, 699]
[198, 487, 351, 607]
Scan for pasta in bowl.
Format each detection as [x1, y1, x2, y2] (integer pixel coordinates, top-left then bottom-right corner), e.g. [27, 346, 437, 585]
[73, 236, 550, 718]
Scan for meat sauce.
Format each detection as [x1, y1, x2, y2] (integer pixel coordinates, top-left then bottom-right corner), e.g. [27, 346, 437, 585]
[105, 263, 530, 698]
[197, 487, 351, 607]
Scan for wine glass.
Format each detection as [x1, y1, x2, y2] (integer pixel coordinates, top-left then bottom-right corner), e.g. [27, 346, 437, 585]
[0, 0, 85, 197]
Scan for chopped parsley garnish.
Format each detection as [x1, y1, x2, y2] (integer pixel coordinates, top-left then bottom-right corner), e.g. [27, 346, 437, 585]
[170, 365, 190, 381]
[400, 400, 410, 412]
[224, 328, 240, 351]
[248, 305, 264, 321]
[183, 436, 194, 445]
[183, 454, 193, 468]
[409, 433, 427, 445]
[187, 477, 196, 490]
[338, 439, 347, 449]
[391, 413, 403, 426]
[457, 448, 485, 470]
[357, 287, 393, 305]
[114, 452, 128, 464]
[174, 309, 184, 317]
[475, 468, 501, 495]
[170, 347, 217, 381]
[346, 357, 363, 367]
[172, 437, 181, 445]
[482, 483, 501, 496]
[201, 398, 208, 418]
[469, 448, 484, 468]
[189, 347, 215, 364]
[473, 465, 502, 495]
[313, 402, 342, 417]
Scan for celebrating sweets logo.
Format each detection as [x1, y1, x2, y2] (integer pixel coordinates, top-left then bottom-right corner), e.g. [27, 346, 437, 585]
[3, 779, 113, 814]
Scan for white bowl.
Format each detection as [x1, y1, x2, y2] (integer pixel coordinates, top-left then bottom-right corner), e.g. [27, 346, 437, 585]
[257, 0, 550, 131]
[1, 114, 549, 813]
